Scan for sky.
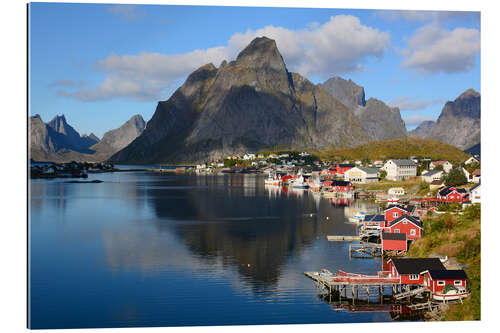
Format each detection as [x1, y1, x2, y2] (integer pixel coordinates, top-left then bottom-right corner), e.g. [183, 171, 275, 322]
[28, 2, 481, 138]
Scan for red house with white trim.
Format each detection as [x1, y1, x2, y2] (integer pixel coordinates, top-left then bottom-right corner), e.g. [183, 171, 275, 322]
[437, 187, 469, 202]
[385, 214, 423, 240]
[387, 258, 446, 285]
[384, 205, 410, 225]
[421, 270, 469, 300]
[327, 164, 355, 177]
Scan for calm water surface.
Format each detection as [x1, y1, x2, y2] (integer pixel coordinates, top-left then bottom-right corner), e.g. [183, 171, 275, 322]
[29, 169, 391, 329]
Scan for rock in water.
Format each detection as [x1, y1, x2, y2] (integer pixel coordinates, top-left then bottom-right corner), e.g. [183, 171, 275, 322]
[111, 37, 370, 164]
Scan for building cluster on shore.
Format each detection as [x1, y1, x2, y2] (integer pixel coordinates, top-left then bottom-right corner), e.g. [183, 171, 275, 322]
[29, 160, 115, 179]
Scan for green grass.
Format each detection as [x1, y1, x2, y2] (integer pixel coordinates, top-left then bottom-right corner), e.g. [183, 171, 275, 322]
[317, 138, 470, 164]
[408, 204, 481, 320]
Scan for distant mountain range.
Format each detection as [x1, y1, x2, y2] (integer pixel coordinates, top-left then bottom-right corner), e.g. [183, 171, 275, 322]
[409, 89, 480, 152]
[30, 36, 479, 163]
[29, 114, 145, 162]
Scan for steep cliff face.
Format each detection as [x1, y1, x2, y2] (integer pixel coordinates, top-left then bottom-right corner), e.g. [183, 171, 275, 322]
[319, 76, 407, 141]
[425, 89, 480, 150]
[112, 37, 370, 164]
[409, 120, 435, 138]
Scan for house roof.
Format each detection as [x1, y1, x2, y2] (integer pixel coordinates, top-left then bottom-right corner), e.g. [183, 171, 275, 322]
[382, 232, 407, 240]
[363, 214, 385, 222]
[354, 166, 380, 174]
[430, 179, 444, 185]
[422, 170, 442, 177]
[389, 214, 423, 229]
[438, 187, 456, 197]
[424, 270, 468, 280]
[390, 159, 417, 167]
[390, 258, 446, 274]
[472, 169, 481, 176]
[330, 180, 351, 187]
[406, 205, 416, 214]
[470, 182, 480, 192]
[431, 160, 449, 165]
[384, 204, 408, 212]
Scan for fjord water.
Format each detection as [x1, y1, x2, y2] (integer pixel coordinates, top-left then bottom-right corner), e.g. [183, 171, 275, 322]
[29, 170, 390, 329]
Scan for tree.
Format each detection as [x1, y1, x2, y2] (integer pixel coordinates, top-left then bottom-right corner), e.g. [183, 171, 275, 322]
[379, 170, 387, 180]
[444, 167, 468, 187]
[434, 164, 444, 172]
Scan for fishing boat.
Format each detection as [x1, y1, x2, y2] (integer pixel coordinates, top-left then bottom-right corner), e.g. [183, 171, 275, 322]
[309, 172, 322, 192]
[264, 172, 281, 186]
[387, 197, 400, 204]
[291, 175, 309, 189]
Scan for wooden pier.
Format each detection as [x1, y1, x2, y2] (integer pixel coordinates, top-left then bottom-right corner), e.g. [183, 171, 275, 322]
[327, 235, 361, 242]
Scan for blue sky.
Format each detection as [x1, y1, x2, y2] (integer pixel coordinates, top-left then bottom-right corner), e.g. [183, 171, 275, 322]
[28, 3, 480, 137]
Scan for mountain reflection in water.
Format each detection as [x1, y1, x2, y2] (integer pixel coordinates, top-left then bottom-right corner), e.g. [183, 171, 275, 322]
[29, 171, 390, 329]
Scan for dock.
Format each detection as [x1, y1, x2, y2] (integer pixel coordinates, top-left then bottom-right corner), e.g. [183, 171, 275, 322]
[327, 235, 361, 242]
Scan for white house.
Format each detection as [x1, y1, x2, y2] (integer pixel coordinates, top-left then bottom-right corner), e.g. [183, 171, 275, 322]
[465, 156, 480, 165]
[472, 169, 480, 183]
[388, 187, 405, 196]
[243, 153, 256, 160]
[470, 182, 480, 204]
[344, 166, 380, 184]
[373, 160, 384, 168]
[421, 170, 444, 183]
[429, 161, 453, 173]
[382, 159, 417, 181]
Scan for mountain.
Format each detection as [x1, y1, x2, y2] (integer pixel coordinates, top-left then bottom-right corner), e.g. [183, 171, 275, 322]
[464, 142, 480, 156]
[421, 89, 480, 150]
[29, 114, 145, 162]
[318, 137, 470, 163]
[319, 76, 407, 141]
[89, 115, 146, 159]
[409, 120, 435, 138]
[111, 37, 370, 164]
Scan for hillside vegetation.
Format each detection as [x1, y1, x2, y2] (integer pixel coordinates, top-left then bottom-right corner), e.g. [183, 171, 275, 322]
[408, 205, 481, 321]
[318, 138, 470, 163]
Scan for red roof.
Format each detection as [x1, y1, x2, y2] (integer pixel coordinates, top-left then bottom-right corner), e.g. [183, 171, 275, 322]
[431, 161, 448, 165]
[472, 169, 480, 176]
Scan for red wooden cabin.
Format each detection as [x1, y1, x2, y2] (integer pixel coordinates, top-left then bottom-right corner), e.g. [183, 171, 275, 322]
[386, 258, 446, 285]
[381, 232, 407, 252]
[437, 187, 469, 202]
[384, 205, 410, 225]
[327, 164, 355, 177]
[385, 214, 422, 240]
[421, 269, 468, 295]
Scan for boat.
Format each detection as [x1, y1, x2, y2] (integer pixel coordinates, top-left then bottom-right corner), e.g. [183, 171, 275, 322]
[309, 172, 322, 192]
[348, 211, 367, 223]
[291, 175, 309, 189]
[264, 172, 281, 186]
[432, 285, 470, 301]
[387, 197, 400, 204]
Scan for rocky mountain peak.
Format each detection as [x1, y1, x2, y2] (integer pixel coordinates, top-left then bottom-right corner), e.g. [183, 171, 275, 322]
[458, 88, 480, 100]
[319, 76, 366, 110]
[235, 37, 287, 72]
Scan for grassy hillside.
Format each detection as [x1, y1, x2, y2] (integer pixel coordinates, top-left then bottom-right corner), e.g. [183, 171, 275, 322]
[317, 138, 470, 163]
[408, 205, 481, 321]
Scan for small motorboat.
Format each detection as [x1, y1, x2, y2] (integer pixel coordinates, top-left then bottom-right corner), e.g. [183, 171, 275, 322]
[432, 285, 470, 301]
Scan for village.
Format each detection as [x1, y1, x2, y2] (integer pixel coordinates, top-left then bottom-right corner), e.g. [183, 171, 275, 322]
[194, 151, 481, 318]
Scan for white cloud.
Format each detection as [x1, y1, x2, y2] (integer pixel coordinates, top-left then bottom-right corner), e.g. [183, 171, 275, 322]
[107, 5, 141, 21]
[59, 15, 390, 102]
[388, 96, 445, 111]
[404, 114, 435, 127]
[402, 23, 480, 74]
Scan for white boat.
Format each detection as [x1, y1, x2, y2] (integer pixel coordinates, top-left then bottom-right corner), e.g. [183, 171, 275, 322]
[292, 175, 309, 189]
[264, 172, 281, 186]
[432, 286, 470, 301]
[348, 211, 367, 223]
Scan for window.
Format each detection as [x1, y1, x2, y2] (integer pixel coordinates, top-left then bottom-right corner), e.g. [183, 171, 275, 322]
[394, 229, 400, 233]
[409, 274, 419, 280]
[410, 229, 416, 235]
[437, 281, 445, 286]
[393, 212, 398, 218]
[403, 220, 407, 224]
[454, 280, 462, 286]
